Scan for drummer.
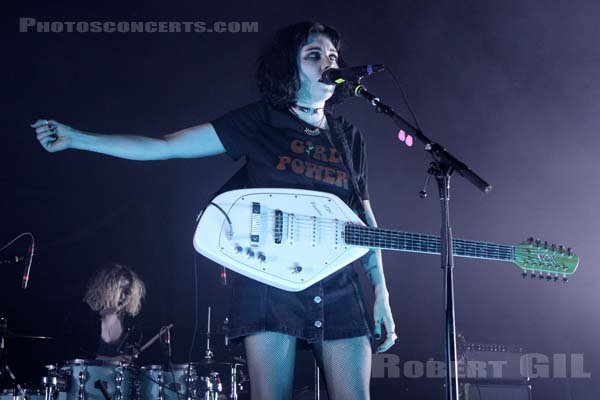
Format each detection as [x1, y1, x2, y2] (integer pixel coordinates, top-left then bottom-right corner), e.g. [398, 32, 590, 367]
[83, 263, 146, 362]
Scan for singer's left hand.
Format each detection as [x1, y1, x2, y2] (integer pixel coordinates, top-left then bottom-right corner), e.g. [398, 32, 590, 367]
[373, 287, 397, 353]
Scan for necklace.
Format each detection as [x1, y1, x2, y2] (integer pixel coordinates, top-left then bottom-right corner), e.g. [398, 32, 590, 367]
[289, 107, 326, 136]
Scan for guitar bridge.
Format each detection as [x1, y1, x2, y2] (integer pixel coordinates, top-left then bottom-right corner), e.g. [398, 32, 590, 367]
[274, 210, 283, 244]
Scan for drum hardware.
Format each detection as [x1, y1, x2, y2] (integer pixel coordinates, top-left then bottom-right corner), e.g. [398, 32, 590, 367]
[0, 388, 45, 400]
[185, 366, 197, 400]
[201, 371, 223, 400]
[138, 364, 194, 400]
[204, 307, 213, 362]
[77, 368, 86, 400]
[41, 364, 65, 400]
[157, 369, 164, 400]
[93, 380, 110, 400]
[59, 359, 133, 400]
[114, 366, 124, 400]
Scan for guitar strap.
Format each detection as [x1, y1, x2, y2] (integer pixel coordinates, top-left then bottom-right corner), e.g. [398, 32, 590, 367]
[322, 115, 368, 223]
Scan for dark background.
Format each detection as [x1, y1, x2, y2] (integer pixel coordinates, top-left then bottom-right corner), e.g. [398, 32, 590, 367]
[3, 0, 599, 399]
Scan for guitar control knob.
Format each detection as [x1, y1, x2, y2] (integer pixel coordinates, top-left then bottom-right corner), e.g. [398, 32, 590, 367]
[257, 254, 266, 263]
[246, 249, 255, 259]
[293, 265, 303, 274]
[234, 246, 243, 254]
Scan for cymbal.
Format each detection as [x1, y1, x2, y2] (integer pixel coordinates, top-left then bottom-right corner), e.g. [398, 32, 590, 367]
[2, 330, 54, 340]
[193, 355, 246, 365]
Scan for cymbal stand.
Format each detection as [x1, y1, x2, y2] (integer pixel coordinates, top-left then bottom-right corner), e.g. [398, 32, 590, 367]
[0, 317, 24, 396]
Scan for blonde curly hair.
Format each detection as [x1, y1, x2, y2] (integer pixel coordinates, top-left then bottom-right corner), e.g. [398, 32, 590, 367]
[83, 263, 146, 317]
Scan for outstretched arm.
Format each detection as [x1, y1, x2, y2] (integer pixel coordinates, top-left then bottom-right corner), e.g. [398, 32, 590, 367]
[32, 119, 226, 160]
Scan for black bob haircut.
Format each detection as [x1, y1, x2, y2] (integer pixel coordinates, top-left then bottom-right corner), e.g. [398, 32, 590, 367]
[256, 21, 353, 110]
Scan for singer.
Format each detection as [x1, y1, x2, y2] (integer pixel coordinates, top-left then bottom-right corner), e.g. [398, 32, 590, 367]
[33, 21, 395, 399]
[83, 263, 146, 362]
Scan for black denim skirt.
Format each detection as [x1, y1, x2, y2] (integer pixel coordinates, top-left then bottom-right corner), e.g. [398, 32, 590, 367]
[228, 265, 372, 344]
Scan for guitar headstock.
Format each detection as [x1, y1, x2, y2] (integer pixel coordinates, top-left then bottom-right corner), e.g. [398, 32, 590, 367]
[514, 238, 579, 282]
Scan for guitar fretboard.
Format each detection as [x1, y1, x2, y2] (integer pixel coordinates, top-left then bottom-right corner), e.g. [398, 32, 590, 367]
[344, 225, 514, 261]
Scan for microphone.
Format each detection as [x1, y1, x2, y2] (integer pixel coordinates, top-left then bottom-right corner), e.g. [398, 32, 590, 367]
[319, 64, 385, 85]
[22, 239, 35, 289]
[162, 326, 172, 359]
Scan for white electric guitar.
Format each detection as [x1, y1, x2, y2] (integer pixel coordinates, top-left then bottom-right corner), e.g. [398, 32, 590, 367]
[193, 188, 579, 291]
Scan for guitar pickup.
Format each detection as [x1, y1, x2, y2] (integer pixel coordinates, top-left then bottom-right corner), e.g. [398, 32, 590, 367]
[250, 202, 260, 246]
[274, 210, 283, 244]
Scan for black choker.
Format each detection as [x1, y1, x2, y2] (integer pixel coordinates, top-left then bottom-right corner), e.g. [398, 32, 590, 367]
[292, 104, 324, 116]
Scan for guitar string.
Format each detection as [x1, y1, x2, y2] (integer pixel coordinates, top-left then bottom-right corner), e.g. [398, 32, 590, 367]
[266, 214, 514, 255]
[262, 213, 570, 268]
[266, 227, 565, 272]
[264, 214, 515, 258]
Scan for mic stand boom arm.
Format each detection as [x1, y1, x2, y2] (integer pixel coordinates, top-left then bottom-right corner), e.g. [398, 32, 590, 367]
[351, 83, 492, 400]
[353, 84, 491, 193]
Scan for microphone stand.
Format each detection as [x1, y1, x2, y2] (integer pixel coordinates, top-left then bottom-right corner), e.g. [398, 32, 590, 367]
[350, 82, 492, 400]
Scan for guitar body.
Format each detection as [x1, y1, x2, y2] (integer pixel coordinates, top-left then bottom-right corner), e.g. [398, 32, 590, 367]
[193, 188, 369, 292]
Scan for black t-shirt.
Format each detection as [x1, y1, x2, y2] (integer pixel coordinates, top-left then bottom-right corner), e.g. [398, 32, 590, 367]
[211, 101, 369, 209]
[209, 101, 373, 342]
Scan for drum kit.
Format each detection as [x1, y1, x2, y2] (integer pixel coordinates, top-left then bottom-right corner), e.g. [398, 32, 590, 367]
[0, 313, 249, 400]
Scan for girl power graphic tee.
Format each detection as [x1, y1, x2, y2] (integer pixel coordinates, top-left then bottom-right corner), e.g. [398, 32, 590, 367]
[209, 101, 373, 343]
[210, 101, 369, 206]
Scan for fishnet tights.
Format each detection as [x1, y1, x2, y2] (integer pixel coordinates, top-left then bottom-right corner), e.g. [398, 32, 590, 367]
[244, 332, 371, 400]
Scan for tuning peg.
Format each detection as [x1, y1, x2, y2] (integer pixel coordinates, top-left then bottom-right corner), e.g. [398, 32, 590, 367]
[538, 273, 545, 280]
[567, 247, 573, 256]
[530, 272, 537, 279]
[562, 275, 568, 283]
[545, 275, 553, 281]
[558, 245, 565, 253]
[543, 241, 549, 249]
[522, 271, 528, 279]
[535, 239, 541, 247]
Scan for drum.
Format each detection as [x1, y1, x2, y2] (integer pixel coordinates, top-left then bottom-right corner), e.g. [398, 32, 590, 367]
[138, 364, 198, 400]
[138, 362, 249, 400]
[59, 359, 133, 400]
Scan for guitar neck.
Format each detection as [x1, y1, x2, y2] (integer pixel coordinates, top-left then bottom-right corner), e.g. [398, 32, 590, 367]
[344, 225, 515, 262]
